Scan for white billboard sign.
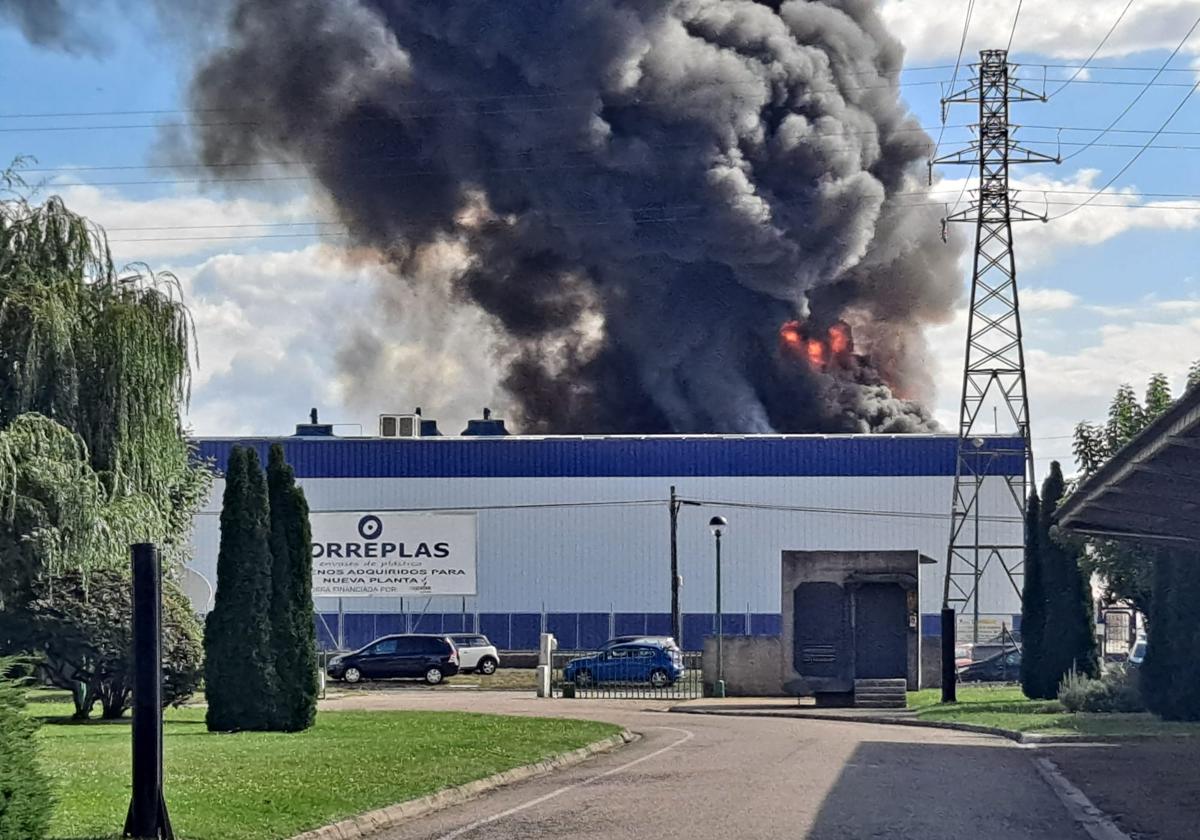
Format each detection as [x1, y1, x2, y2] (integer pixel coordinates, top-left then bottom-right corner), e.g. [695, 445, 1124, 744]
[309, 513, 477, 598]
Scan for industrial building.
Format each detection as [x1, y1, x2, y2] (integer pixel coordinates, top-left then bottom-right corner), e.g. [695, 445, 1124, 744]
[187, 412, 1024, 652]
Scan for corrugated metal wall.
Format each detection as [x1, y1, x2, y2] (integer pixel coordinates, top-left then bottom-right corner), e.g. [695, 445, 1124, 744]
[189, 473, 1023, 634]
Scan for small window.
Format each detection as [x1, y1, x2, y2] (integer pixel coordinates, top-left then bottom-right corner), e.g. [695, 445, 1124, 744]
[392, 637, 419, 654]
[370, 639, 398, 655]
[609, 646, 632, 658]
[421, 637, 450, 654]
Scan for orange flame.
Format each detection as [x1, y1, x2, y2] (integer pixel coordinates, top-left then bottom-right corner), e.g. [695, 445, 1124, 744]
[805, 339, 826, 368]
[828, 323, 850, 355]
[779, 320, 804, 352]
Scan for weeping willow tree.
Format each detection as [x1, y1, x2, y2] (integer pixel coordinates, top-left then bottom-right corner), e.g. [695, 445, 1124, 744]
[0, 178, 211, 608]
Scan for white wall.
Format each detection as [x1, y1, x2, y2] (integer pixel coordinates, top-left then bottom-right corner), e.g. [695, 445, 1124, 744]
[189, 473, 1022, 620]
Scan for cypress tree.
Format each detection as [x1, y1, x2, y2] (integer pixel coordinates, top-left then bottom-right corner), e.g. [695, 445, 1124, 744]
[1165, 549, 1200, 720]
[1020, 491, 1051, 698]
[1143, 552, 1176, 717]
[267, 444, 318, 732]
[1039, 462, 1098, 693]
[205, 446, 279, 732]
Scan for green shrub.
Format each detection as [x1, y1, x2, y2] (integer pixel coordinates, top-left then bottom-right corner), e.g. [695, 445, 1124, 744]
[0, 658, 51, 840]
[10, 569, 204, 719]
[1058, 664, 1145, 714]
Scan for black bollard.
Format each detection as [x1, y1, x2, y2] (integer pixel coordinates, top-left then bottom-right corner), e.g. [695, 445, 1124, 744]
[123, 543, 174, 840]
[940, 607, 957, 704]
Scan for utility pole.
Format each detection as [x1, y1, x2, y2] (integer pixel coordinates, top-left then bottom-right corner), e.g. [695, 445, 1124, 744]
[669, 485, 681, 643]
[934, 49, 1057, 643]
[668, 486, 700, 644]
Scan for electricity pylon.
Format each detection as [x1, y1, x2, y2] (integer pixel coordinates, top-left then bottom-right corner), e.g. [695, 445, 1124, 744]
[934, 49, 1058, 642]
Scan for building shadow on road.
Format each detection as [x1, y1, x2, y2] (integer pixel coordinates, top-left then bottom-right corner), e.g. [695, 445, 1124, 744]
[1041, 740, 1200, 840]
[803, 739, 1084, 840]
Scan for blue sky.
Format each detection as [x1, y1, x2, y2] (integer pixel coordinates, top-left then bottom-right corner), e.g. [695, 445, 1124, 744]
[2, 0, 1199, 471]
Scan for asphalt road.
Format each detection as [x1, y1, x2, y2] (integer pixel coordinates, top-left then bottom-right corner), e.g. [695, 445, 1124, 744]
[325, 692, 1088, 840]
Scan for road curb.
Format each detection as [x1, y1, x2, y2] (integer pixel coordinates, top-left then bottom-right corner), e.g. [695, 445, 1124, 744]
[668, 706, 1144, 744]
[288, 729, 637, 840]
[1034, 757, 1132, 840]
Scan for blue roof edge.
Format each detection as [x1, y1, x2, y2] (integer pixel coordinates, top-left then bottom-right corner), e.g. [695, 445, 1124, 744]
[190, 434, 1025, 479]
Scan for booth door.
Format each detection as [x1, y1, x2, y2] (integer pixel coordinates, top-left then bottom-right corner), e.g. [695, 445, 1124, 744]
[853, 583, 907, 680]
[792, 582, 849, 680]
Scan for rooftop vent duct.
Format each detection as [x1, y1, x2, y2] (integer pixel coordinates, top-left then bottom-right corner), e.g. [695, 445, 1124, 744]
[294, 406, 334, 437]
[460, 407, 509, 437]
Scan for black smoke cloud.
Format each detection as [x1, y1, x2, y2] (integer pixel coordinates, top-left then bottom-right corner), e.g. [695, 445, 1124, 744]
[0, 0, 227, 54]
[20, 0, 966, 433]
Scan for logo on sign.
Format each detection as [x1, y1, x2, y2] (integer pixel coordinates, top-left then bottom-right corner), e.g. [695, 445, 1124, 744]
[358, 515, 383, 540]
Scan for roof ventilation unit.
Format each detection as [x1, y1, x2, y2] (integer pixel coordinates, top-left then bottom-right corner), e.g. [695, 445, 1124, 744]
[460, 407, 510, 437]
[379, 413, 423, 438]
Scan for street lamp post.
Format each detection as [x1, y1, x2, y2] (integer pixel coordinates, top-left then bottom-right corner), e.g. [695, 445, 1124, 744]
[709, 515, 728, 698]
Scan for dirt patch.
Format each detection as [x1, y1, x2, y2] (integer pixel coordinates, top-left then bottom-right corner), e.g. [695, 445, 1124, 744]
[1044, 739, 1200, 839]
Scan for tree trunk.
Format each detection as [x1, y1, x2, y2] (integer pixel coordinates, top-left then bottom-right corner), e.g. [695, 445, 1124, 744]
[99, 682, 130, 719]
[71, 680, 98, 720]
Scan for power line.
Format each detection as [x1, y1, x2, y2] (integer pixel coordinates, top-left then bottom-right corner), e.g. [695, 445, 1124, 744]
[1051, 78, 1200, 221]
[26, 136, 1200, 192]
[0, 79, 960, 133]
[5, 60, 1199, 121]
[932, 0, 971, 165]
[99, 200, 1200, 245]
[1006, 0, 1025, 54]
[1047, 0, 1136, 98]
[195, 499, 670, 515]
[1060, 11, 1200, 162]
[683, 498, 1022, 524]
[24, 120, 1200, 176]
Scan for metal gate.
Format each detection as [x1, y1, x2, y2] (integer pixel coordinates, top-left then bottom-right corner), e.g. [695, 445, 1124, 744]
[550, 648, 704, 699]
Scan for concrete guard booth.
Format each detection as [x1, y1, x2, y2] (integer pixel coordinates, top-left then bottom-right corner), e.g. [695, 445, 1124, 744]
[783, 550, 929, 697]
[705, 549, 932, 703]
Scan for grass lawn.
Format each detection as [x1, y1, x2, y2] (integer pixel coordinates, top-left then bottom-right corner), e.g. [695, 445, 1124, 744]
[907, 684, 1200, 738]
[27, 692, 619, 840]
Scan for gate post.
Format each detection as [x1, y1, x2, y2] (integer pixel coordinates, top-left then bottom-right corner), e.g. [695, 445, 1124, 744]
[940, 607, 957, 704]
[536, 633, 557, 698]
[123, 543, 174, 840]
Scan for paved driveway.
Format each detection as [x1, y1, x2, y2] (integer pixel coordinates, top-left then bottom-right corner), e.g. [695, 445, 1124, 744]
[322, 691, 1088, 840]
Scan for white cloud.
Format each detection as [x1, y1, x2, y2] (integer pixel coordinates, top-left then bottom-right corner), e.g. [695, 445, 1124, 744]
[883, 0, 1200, 62]
[925, 295, 1200, 473]
[928, 169, 1200, 268]
[47, 183, 333, 262]
[174, 243, 509, 439]
[1022, 287, 1080, 311]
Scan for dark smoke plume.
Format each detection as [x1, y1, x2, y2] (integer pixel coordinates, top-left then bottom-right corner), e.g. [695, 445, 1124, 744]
[0, 0, 225, 54]
[161, 1, 969, 432]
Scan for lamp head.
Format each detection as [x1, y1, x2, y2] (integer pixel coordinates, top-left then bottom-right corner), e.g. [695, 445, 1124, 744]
[709, 515, 728, 537]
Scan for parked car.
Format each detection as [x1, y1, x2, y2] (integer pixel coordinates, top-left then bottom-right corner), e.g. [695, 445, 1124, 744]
[957, 647, 1021, 683]
[564, 641, 685, 688]
[598, 635, 680, 651]
[327, 634, 460, 685]
[447, 634, 500, 675]
[1128, 638, 1147, 667]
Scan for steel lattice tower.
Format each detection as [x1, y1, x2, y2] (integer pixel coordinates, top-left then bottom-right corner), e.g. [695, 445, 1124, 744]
[934, 50, 1057, 641]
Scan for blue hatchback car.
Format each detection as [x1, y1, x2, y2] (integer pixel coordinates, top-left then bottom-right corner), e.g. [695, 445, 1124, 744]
[564, 642, 685, 688]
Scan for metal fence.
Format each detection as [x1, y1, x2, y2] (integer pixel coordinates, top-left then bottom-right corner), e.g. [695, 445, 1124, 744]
[550, 648, 704, 700]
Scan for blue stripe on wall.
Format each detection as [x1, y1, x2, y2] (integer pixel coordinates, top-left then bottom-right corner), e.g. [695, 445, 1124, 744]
[194, 435, 1024, 479]
[315, 612, 785, 651]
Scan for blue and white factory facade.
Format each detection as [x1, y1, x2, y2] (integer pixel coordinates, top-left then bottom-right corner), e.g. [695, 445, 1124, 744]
[188, 432, 1024, 651]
